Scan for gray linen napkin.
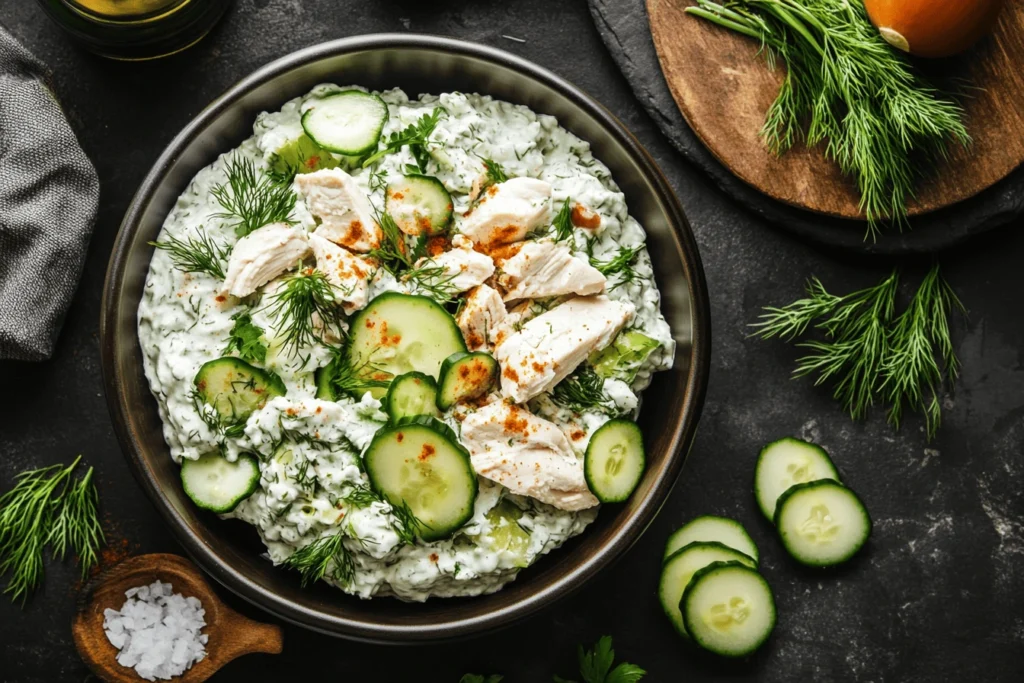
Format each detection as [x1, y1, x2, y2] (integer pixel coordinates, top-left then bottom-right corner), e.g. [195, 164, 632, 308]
[0, 24, 99, 361]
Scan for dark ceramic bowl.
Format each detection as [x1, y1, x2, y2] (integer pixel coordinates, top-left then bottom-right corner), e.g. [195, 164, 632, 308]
[101, 34, 711, 643]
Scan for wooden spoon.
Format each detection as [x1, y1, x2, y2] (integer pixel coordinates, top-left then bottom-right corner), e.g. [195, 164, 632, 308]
[73, 553, 283, 683]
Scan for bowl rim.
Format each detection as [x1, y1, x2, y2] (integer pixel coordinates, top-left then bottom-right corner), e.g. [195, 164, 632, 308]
[100, 32, 712, 642]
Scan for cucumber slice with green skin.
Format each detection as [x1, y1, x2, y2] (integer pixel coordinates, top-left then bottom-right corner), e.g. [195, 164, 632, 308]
[363, 416, 477, 542]
[755, 437, 841, 521]
[436, 352, 499, 410]
[193, 357, 286, 425]
[589, 329, 661, 383]
[681, 562, 776, 657]
[584, 419, 645, 503]
[301, 90, 389, 156]
[314, 360, 338, 400]
[664, 516, 759, 565]
[485, 500, 531, 568]
[180, 452, 260, 513]
[346, 292, 467, 399]
[385, 175, 453, 236]
[658, 541, 757, 638]
[385, 372, 440, 421]
[775, 479, 871, 567]
[268, 133, 340, 181]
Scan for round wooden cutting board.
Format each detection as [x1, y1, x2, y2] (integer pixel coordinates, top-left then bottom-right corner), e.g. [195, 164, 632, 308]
[647, 0, 1024, 220]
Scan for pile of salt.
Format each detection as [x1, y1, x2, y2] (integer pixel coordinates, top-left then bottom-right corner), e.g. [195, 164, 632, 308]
[102, 580, 208, 681]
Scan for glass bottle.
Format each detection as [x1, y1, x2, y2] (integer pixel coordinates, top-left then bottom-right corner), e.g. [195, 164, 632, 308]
[34, 0, 233, 61]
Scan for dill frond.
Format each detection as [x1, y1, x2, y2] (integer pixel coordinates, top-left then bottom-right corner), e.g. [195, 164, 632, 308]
[281, 533, 352, 587]
[550, 365, 616, 414]
[368, 211, 412, 273]
[362, 107, 446, 172]
[212, 156, 297, 238]
[552, 198, 575, 242]
[150, 229, 230, 280]
[264, 269, 344, 355]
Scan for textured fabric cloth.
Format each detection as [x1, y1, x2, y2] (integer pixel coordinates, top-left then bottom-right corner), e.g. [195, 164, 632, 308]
[0, 24, 99, 361]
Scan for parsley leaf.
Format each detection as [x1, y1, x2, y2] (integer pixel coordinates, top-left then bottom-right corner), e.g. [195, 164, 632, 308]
[555, 636, 645, 683]
[362, 107, 446, 172]
[224, 311, 268, 364]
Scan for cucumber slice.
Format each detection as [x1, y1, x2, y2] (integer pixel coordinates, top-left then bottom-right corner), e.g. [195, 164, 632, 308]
[584, 419, 645, 503]
[664, 516, 759, 565]
[658, 542, 757, 638]
[346, 293, 467, 399]
[755, 437, 841, 521]
[385, 372, 440, 421]
[385, 174, 453, 236]
[485, 500, 531, 568]
[193, 357, 286, 425]
[363, 416, 477, 542]
[268, 133, 340, 181]
[681, 562, 776, 657]
[775, 479, 871, 567]
[436, 351, 498, 410]
[301, 90, 389, 156]
[314, 360, 338, 400]
[589, 329, 661, 383]
[180, 452, 260, 513]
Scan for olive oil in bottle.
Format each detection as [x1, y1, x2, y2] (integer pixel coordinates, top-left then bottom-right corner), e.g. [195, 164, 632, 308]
[34, 0, 233, 60]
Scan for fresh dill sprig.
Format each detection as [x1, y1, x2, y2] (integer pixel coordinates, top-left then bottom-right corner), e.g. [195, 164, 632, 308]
[687, 0, 969, 237]
[362, 107, 446, 172]
[281, 533, 353, 587]
[368, 211, 413, 273]
[326, 346, 393, 400]
[552, 198, 575, 242]
[150, 229, 230, 280]
[390, 500, 427, 545]
[551, 365, 615, 414]
[0, 456, 105, 603]
[212, 156, 297, 238]
[591, 245, 643, 290]
[402, 263, 460, 304]
[752, 265, 964, 438]
[482, 158, 509, 184]
[340, 484, 383, 508]
[264, 269, 345, 355]
[368, 168, 389, 193]
[223, 311, 268, 365]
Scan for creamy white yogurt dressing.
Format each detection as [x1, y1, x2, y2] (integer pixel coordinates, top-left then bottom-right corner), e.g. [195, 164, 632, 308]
[138, 86, 674, 601]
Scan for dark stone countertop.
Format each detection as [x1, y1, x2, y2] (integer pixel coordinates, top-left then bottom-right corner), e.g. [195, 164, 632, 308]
[0, 1, 1022, 681]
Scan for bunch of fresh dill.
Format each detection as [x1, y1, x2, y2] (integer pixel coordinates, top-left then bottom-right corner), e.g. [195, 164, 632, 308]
[0, 456, 105, 604]
[150, 228, 230, 280]
[687, 0, 970, 237]
[752, 264, 964, 438]
[264, 269, 345, 355]
[212, 156, 297, 237]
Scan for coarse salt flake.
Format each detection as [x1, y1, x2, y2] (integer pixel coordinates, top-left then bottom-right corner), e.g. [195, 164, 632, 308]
[102, 579, 208, 681]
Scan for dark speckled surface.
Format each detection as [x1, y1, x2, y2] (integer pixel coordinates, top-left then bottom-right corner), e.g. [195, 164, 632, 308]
[0, 1, 1022, 681]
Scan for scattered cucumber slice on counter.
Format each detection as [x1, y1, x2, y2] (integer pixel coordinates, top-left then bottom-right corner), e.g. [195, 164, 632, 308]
[346, 293, 467, 399]
[385, 174, 453, 236]
[659, 541, 757, 638]
[755, 437, 841, 521]
[301, 90, 389, 156]
[664, 516, 759, 565]
[437, 352, 499, 410]
[584, 419, 646, 503]
[589, 329, 661, 383]
[386, 372, 440, 421]
[363, 416, 477, 542]
[681, 562, 776, 658]
[181, 452, 260, 513]
[774, 479, 871, 567]
[193, 357, 286, 425]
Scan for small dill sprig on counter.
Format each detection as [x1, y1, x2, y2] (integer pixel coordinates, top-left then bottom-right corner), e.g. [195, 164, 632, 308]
[150, 229, 230, 280]
[551, 365, 614, 414]
[362, 107, 446, 172]
[264, 269, 345, 355]
[212, 156, 297, 238]
[752, 264, 964, 438]
[687, 0, 969, 237]
[281, 533, 353, 587]
[0, 456, 105, 603]
[223, 311, 268, 365]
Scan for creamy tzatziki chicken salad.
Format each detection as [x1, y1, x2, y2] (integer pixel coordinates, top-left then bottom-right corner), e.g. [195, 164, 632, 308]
[138, 85, 675, 601]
